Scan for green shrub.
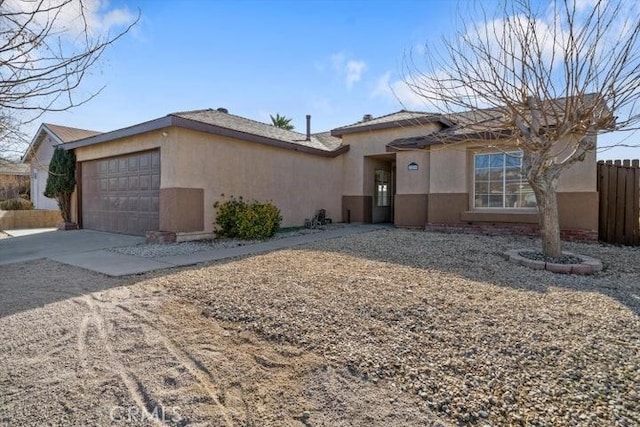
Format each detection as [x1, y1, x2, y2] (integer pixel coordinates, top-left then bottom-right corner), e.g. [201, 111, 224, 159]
[0, 197, 34, 210]
[214, 196, 282, 240]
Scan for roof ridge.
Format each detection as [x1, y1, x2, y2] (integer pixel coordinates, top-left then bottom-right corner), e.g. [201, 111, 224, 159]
[168, 108, 215, 116]
[43, 123, 100, 133]
[172, 109, 317, 139]
[334, 109, 439, 130]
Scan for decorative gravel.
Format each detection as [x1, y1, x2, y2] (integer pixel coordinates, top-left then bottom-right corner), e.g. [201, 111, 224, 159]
[160, 229, 640, 427]
[109, 225, 347, 258]
[517, 250, 585, 264]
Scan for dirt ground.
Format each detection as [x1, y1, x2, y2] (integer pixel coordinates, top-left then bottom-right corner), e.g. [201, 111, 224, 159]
[0, 259, 441, 427]
[1, 230, 638, 426]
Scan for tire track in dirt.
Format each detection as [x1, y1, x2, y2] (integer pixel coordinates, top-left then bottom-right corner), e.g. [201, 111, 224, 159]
[81, 295, 165, 427]
[113, 302, 236, 427]
[76, 305, 90, 374]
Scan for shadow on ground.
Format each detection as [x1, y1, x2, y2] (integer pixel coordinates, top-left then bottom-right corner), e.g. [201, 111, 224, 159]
[0, 259, 131, 318]
[303, 228, 640, 316]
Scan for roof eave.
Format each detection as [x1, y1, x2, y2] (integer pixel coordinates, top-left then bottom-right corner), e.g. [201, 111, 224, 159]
[331, 116, 447, 137]
[171, 115, 349, 158]
[62, 116, 174, 150]
[21, 123, 65, 162]
[62, 114, 350, 158]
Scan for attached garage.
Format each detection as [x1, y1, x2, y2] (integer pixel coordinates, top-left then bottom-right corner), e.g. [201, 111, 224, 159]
[80, 150, 160, 235]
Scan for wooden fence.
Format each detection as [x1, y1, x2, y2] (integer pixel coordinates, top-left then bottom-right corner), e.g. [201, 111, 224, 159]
[597, 159, 640, 245]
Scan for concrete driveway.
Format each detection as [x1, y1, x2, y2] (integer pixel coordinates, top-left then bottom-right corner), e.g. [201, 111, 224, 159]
[0, 229, 144, 265]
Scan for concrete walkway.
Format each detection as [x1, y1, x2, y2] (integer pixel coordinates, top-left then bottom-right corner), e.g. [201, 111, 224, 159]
[0, 229, 144, 265]
[4, 225, 387, 277]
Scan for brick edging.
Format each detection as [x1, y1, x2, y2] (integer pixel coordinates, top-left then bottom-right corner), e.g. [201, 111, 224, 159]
[505, 249, 602, 275]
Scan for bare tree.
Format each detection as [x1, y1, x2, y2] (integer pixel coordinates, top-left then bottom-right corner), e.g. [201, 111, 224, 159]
[404, 0, 640, 257]
[0, 0, 139, 159]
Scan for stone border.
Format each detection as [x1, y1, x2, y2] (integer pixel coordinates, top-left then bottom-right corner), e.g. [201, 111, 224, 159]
[505, 249, 602, 275]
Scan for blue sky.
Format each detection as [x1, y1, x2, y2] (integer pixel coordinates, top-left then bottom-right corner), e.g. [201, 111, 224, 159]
[36, 0, 638, 160]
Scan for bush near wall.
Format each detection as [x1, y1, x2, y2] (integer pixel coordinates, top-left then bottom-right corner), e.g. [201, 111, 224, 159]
[0, 175, 30, 201]
[0, 198, 34, 210]
[214, 196, 282, 240]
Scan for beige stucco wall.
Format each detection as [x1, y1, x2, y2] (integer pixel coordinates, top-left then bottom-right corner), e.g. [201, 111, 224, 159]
[30, 136, 59, 210]
[75, 133, 162, 162]
[163, 128, 343, 231]
[556, 145, 597, 192]
[396, 151, 429, 194]
[75, 127, 343, 233]
[0, 209, 62, 229]
[341, 124, 440, 195]
[429, 146, 469, 193]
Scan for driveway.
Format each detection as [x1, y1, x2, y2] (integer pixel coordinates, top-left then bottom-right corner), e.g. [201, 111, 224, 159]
[0, 229, 144, 265]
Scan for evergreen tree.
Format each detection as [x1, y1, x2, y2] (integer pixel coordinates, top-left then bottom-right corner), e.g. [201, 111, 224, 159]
[44, 147, 76, 223]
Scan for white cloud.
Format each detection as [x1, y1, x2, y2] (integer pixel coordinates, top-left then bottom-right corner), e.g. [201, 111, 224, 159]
[371, 71, 392, 98]
[345, 60, 367, 88]
[371, 71, 430, 109]
[3, 0, 137, 38]
[328, 52, 367, 88]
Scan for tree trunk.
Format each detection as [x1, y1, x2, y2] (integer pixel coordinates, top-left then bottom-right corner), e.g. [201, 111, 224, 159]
[530, 175, 562, 257]
[57, 194, 72, 223]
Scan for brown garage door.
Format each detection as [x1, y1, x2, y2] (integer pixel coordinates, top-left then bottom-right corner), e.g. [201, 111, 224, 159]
[81, 150, 160, 235]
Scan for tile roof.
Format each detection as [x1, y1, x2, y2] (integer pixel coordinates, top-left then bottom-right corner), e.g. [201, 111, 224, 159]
[331, 110, 445, 136]
[22, 123, 102, 162]
[172, 109, 343, 152]
[44, 123, 101, 142]
[387, 94, 610, 149]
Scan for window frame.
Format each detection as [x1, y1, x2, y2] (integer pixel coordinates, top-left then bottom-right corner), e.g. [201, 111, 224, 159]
[472, 150, 536, 210]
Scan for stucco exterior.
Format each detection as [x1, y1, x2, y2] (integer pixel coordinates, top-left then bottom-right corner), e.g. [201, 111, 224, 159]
[74, 126, 343, 234]
[337, 122, 598, 231]
[37, 107, 600, 237]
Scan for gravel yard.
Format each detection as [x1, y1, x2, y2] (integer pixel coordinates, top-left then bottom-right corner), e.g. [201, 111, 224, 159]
[108, 225, 344, 258]
[1, 229, 638, 426]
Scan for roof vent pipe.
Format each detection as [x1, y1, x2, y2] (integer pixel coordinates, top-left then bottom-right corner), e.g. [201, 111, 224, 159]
[306, 114, 311, 141]
[217, 107, 228, 113]
[363, 114, 373, 122]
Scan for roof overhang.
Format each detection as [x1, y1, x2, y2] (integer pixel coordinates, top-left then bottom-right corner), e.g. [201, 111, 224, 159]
[387, 129, 515, 151]
[331, 116, 451, 137]
[63, 115, 349, 158]
[21, 123, 65, 162]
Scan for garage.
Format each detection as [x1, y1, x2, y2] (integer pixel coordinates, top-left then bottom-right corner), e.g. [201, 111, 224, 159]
[81, 150, 160, 235]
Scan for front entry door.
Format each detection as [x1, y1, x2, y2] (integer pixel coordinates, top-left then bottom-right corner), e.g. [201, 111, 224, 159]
[373, 168, 392, 223]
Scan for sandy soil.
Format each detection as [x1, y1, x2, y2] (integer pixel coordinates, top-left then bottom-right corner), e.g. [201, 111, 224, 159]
[1, 230, 638, 426]
[0, 264, 440, 426]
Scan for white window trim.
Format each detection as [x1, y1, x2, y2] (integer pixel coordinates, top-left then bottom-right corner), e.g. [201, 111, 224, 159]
[472, 150, 537, 210]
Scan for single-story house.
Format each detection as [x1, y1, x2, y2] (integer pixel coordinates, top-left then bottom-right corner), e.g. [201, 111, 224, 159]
[22, 124, 101, 210]
[28, 105, 598, 239]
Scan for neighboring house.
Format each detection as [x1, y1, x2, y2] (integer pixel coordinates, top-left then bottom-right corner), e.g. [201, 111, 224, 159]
[22, 124, 101, 210]
[0, 159, 30, 201]
[37, 105, 597, 238]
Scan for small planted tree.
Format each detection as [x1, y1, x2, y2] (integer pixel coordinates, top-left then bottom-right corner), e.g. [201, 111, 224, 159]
[403, 0, 640, 257]
[44, 147, 76, 223]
